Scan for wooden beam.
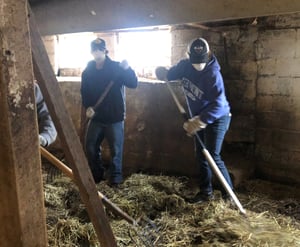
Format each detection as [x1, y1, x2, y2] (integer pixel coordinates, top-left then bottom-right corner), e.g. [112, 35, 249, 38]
[31, 0, 300, 35]
[0, 0, 47, 246]
[28, 7, 117, 247]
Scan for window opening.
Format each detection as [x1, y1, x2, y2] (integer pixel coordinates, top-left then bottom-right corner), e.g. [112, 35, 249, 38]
[56, 28, 171, 81]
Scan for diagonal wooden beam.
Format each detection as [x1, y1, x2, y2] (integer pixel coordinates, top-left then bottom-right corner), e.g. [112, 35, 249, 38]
[28, 6, 117, 247]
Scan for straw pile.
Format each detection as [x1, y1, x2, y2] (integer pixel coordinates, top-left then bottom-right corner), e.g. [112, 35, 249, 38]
[44, 174, 300, 246]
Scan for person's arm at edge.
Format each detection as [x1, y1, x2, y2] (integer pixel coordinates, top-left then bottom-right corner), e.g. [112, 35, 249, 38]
[35, 83, 57, 146]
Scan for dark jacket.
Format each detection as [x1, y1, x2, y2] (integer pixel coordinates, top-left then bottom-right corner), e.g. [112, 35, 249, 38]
[81, 57, 138, 124]
[167, 55, 230, 124]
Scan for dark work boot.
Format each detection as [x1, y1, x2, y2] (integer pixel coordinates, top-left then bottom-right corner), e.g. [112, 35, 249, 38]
[91, 167, 104, 184]
[187, 192, 214, 204]
[107, 182, 121, 189]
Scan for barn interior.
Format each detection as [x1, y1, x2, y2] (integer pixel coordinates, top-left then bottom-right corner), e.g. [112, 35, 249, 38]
[1, 0, 300, 246]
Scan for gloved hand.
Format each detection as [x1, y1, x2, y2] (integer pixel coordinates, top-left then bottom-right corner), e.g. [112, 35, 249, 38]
[155, 66, 168, 81]
[183, 116, 207, 136]
[39, 135, 47, 147]
[86, 107, 95, 119]
[120, 59, 129, 70]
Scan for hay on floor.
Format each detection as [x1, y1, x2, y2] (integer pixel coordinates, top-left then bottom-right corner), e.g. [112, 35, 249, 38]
[44, 174, 300, 247]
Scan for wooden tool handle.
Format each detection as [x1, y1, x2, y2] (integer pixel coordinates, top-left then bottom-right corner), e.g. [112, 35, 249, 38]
[40, 147, 136, 224]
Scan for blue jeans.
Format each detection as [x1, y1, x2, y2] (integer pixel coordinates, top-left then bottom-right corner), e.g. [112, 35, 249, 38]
[195, 114, 233, 197]
[85, 120, 124, 184]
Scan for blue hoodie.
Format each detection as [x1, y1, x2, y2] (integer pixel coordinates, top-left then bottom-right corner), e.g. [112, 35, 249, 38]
[167, 55, 230, 124]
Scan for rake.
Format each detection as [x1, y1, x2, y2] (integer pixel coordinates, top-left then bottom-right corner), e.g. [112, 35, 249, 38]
[40, 147, 161, 246]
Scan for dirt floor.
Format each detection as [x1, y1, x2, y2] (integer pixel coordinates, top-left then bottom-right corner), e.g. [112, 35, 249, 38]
[43, 165, 300, 247]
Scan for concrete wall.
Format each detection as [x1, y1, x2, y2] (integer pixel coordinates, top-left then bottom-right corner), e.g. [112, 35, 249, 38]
[255, 14, 300, 184]
[56, 80, 198, 177]
[44, 13, 300, 185]
[42, 35, 57, 74]
[204, 13, 300, 184]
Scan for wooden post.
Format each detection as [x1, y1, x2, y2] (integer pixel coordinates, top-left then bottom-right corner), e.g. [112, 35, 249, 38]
[0, 0, 47, 246]
[28, 7, 117, 247]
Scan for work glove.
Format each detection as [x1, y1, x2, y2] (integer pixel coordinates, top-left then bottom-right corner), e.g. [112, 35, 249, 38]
[183, 116, 207, 136]
[120, 60, 129, 70]
[155, 66, 168, 81]
[39, 135, 47, 147]
[86, 107, 95, 119]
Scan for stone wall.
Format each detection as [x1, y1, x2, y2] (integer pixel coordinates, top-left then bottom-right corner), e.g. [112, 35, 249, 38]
[43, 13, 300, 185]
[255, 15, 300, 184]
[57, 80, 198, 178]
[42, 35, 57, 74]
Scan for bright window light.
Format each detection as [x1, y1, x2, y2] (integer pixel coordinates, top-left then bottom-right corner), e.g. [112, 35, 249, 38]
[115, 30, 171, 79]
[57, 32, 95, 69]
[56, 29, 171, 79]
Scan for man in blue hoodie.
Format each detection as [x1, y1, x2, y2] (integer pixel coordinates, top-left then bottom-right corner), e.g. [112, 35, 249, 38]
[81, 38, 138, 186]
[155, 37, 233, 203]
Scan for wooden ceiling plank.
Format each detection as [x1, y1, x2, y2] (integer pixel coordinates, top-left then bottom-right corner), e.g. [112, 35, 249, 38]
[31, 0, 300, 35]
